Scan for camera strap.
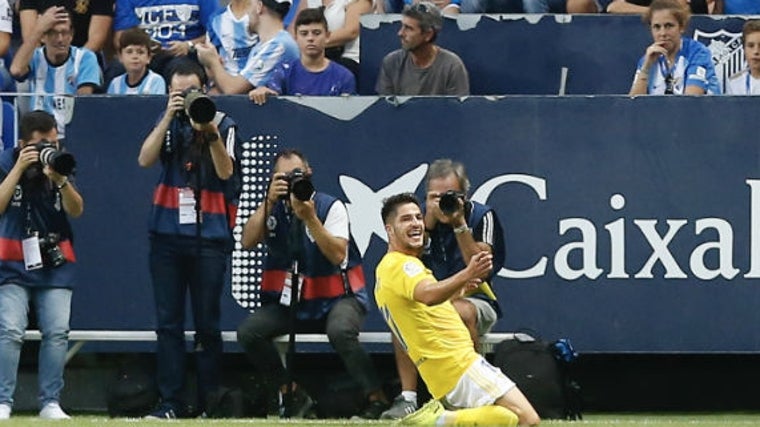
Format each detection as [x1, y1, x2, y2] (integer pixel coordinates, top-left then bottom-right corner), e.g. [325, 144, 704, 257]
[340, 268, 354, 297]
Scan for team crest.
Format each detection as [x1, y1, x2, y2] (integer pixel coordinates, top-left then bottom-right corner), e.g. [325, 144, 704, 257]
[176, 5, 193, 22]
[693, 29, 743, 94]
[11, 185, 22, 207]
[74, 0, 89, 14]
[266, 214, 277, 230]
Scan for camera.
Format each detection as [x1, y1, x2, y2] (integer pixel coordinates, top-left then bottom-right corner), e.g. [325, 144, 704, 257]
[438, 190, 467, 215]
[181, 87, 216, 124]
[281, 168, 314, 201]
[35, 141, 76, 176]
[39, 233, 66, 268]
[15, 141, 76, 177]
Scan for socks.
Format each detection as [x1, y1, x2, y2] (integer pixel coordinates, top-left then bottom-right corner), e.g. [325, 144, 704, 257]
[401, 390, 418, 405]
[445, 405, 519, 426]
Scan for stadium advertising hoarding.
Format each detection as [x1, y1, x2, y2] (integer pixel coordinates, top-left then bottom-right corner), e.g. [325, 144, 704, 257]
[65, 95, 760, 353]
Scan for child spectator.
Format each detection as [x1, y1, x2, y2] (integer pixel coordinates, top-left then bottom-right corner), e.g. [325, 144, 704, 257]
[248, 7, 355, 105]
[108, 28, 167, 95]
[726, 20, 760, 95]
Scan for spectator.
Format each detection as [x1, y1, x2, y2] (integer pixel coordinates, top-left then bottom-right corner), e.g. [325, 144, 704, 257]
[137, 59, 240, 419]
[107, 28, 167, 94]
[19, 0, 114, 56]
[196, 0, 298, 94]
[237, 149, 390, 419]
[375, 2, 469, 96]
[521, 0, 598, 12]
[0, 0, 13, 93]
[0, 110, 84, 421]
[206, 0, 260, 78]
[249, 7, 355, 105]
[9, 7, 102, 138]
[112, 0, 220, 78]
[726, 19, 760, 95]
[604, 0, 712, 14]
[381, 159, 506, 420]
[290, 0, 372, 79]
[628, 0, 720, 95]
[721, 0, 760, 14]
[376, 193, 539, 426]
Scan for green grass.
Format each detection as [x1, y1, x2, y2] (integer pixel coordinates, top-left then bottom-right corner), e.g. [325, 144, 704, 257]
[4, 413, 760, 426]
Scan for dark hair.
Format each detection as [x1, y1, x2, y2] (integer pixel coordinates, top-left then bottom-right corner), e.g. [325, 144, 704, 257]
[743, 20, 760, 46]
[644, 0, 690, 28]
[274, 148, 310, 171]
[261, 0, 291, 20]
[118, 28, 153, 52]
[402, 2, 443, 42]
[381, 192, 420, 224]
[167, 58, 207, 87]
[295, 7, 328, 30]
[19, 110, 57, 142]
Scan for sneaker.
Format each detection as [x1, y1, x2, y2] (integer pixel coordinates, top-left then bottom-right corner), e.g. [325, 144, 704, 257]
[144, 405, 177, 420]
[356, 399, 390, 419]
[399, 399, 445, 425]
[381, 394, 418, 420]
[39, 402, 71, 420]
[280, 388, 315, 419]
[0, 403, 10, 420]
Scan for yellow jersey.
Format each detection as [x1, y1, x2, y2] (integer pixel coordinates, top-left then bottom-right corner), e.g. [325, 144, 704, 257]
[375, 251, 479, 398]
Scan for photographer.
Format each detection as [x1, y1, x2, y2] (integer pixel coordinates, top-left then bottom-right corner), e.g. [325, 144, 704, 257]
[0, 111, 83, 421]
[238, 149, 389, 419]
[138, 59, 241, 419]
[382, 158, 505, 420]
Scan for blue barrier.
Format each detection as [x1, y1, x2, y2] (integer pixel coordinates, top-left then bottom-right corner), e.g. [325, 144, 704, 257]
[359, 14, 749, 95]
[66, 95, 760, 353]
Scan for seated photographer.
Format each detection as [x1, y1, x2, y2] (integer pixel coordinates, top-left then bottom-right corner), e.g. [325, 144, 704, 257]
[381, 159, 506, 420]
[238, 149, 390, 419]
[137, 59, 241, 419]
[0, 110, 84, 421]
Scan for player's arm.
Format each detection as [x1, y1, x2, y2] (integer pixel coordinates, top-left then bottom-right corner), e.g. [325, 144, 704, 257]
[413, 251, 492, 306]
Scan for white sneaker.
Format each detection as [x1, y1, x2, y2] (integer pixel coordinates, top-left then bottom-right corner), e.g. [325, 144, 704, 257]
[39, 402, 70, 420]
[0, 403, 11, 420]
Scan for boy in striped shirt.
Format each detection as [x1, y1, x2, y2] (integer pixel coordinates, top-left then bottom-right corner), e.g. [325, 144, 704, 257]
[108, 28, 167, 95]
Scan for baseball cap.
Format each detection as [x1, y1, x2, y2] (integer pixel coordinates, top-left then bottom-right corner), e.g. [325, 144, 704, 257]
[261, 0, 292, 19]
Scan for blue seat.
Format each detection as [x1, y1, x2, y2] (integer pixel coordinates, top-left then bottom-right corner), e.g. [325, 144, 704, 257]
[2, 101, 16, 151]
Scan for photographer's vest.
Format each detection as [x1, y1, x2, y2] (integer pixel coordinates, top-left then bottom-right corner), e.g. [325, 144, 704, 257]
[0, 149, 76, 288]
[148, 114, 240, 243]
[422, 201, 505, 317]
[260, 192, 368, 320]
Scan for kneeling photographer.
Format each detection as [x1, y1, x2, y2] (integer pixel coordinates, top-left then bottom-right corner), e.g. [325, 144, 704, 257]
[238, 149, 390, 419]
[0, 110, 83, 421]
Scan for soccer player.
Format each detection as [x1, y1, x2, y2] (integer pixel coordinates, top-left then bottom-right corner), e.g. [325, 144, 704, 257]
[375, 193, 540, 426]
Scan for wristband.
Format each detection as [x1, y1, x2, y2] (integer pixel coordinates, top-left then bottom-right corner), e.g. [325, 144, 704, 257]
[56, 178, 69, 190]
[453, 224, 470, 234]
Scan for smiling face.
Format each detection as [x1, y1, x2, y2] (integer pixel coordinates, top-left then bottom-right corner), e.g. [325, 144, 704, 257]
[386, 202, 425, 256]
[649, 9, 684, 56]
[42, 19, 73, 63]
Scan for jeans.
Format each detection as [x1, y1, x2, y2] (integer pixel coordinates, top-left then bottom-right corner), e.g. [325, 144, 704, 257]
[0, 284, 71, 408]
[521, 0, 566, 12]
[149, 234, 227, 412]
[237, 297, 382, 396]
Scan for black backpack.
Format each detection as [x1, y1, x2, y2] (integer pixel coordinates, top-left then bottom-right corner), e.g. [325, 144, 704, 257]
[106, 363, 158, 417]
[493, 334, 582, 420]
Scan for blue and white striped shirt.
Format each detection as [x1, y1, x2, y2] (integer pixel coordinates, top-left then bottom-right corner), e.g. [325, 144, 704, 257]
[240, 30, 298, 89]
[207, 6, 258, 76]
[24, 46, 102, 137]
[107, 69, 166, 94]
